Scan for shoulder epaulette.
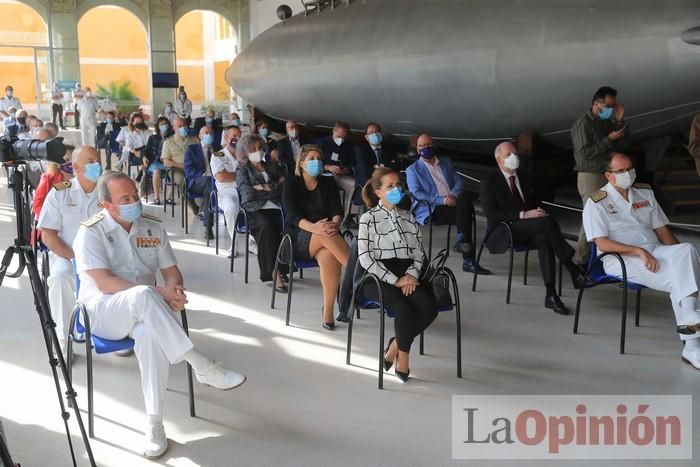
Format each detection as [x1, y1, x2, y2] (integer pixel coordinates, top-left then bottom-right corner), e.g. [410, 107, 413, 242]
[53, 180, 72, 191]
[213, 150, 224, 157]
[633, 183, 652, 190]
[141, 213, 162, 222]
[590, 190, 608, 203]
[80, 213, 104, 227]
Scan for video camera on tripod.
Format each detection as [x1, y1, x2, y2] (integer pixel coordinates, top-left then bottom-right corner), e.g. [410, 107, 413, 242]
[0, 134, 67, 165]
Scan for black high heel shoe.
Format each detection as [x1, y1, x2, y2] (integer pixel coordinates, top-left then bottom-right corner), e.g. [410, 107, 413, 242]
[395, 367, 410, 383]
[383, 337, 396, 371]
[322, 306, 335, 330]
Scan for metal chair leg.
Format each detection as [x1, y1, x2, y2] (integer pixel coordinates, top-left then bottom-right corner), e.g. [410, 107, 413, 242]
[180, 310, 195, 418]
[285, 267, 295, 326]
[419, 332, 424, 355]
[619, 285, 629, 355]
[523, 250, 529, 285]
[472, 242, 486, 292]
[346, 310, 354, 365]
[445, 224, 452, 258]
[506, 245, 515, 304]
[573, 286, 586, 334]
[634, 289, 642, 327]
[428, 221, 433, 262]
[379, 308, 385, 390]
[244, 230, 250, 284]
[557, 259, 563, 297]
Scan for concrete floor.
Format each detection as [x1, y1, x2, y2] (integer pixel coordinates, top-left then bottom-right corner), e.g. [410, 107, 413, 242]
[1, 172, 699, 467]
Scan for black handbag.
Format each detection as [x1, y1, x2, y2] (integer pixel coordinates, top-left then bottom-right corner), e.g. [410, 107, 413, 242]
[420, 249, 452, 309]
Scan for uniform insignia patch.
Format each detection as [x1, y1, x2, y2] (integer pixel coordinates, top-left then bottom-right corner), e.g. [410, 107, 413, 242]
[590, 190, 607, 203]
[213, 151, 224, 157]
[80, 213, 104, 227]
[53, 180, 72, 191]
[136, 237, 161, 248]
[632, 200, 651, 209]
[141, 213, 162, 222]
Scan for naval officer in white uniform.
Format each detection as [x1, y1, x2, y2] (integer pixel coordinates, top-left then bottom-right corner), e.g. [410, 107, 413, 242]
[37, 146, 102, 356]
[210, 126, 241, 258]
[73, 171, 246, 458]
[583, 152, 700, 368]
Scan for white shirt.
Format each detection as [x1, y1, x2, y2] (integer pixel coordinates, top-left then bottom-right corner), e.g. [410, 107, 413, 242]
[583, 182, 669, 252]
[175, 98, 192, 119]
[76, 96, 99, 123]
[72, 88, 84, 102]
[116, 128, 150, 151]
[37, 179, 100, 247]
[51, 89, 64, 105]
[74, 209, 177, 305]
[0, 96, 22, 112]
[421, 157, 451, 197]
[210, 146, 238, 193]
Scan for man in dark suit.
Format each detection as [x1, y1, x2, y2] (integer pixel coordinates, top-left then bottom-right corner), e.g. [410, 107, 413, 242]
[96, 111, 123, 170]
[193, 109, 222, 151]
[277, 119, 306, 173]
[355, 122, 401, 187]
[480, 141, 583, 315]
[184, 126, 215, 240]
[316, 121, 356, 213]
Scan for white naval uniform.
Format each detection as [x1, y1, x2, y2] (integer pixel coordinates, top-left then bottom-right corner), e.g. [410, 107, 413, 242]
[210, 146, 240, 248]
[36, 179, 100, 353]
[0, 96, 22, 112]
[583, 182, 700, 340]
[77, 96, 99, 147]
[73, 209, 194, 417]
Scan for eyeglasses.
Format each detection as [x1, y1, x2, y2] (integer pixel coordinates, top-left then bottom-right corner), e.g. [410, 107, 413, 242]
[606, 167, 633, 174]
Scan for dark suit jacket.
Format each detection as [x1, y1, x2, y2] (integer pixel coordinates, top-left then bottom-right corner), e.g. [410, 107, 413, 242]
[479, 170, 539, 252]
[236, 161, 284, 212]
[192, 117, 222, 151]
[354, 142, 400, 186]
[316, 134, 355, 168]
[184, 143, 209, 191]
[96, 121, 123, 154]
[277, 135, 307, 170]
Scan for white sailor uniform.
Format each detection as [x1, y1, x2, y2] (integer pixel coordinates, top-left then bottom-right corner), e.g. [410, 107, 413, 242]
[37, 179, 100, 353]
[73, 209, 194, 417]
[210, 146, 240, 253]
[583, 182, 700, 341]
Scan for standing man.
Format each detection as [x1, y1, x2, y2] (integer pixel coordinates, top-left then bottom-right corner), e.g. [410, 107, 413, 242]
[0, 85, 22, 113]
[77, 87, 99, 147]
[211, 126, 242, 258]
[689, 114, 700, 177]
[51, 82, 66, 129]
[583, 152, 700, 368]
[571, 86, 631, 266]
[72, 83, 84, 129]
[73, 172, 245, 458]
[37, 146, 102, 357]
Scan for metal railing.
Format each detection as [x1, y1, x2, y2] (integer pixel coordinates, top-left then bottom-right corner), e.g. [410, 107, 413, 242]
[301, 0, 352, 16]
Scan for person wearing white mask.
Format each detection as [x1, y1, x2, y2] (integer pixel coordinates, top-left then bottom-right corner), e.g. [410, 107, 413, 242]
[316, 122, 356, 214]
[77, 86, 99, 147]
[160, 101, 177, 126]
[583, 152, 700, 369]
[277, 119, 307, 174]
[72, 83, 84, 129]
[51, 83, 66, 129]
[174, 87, 192, 126]
[37, 146, 102, 359]
[0, 85, 22, 113]
[183, 126, 216, 240]
[210, 126, 242, 258]
[480, 141, 582, 315]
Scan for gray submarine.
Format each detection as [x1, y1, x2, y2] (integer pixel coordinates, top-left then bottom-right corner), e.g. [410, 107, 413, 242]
[227, 0, 700, 154]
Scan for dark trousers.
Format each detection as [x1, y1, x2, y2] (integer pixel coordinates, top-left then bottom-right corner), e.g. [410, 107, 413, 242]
[509, 216, 574, 288]
[188, 175, 212, 229]
[52, 104, 64, 127]
[74, 104, 80, 129]
[431, 192, 476, 257]
[247, 208, 286, 282]
[363, 283, 438, 353]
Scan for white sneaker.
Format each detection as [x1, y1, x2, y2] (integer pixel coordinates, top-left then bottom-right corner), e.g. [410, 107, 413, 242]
[144, 423, 168, 458]
[248, 236, 258, 256]
[677, 310, 700, 335]
[195, 361, 246, 390]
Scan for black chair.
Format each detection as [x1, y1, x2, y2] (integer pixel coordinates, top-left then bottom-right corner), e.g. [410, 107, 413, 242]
[230, 205, 251, 282]
[345, 262, 462, 389]
[412, 199, 476, 261]
[162, 168, 179, 218]
[573, 243, 646, 354]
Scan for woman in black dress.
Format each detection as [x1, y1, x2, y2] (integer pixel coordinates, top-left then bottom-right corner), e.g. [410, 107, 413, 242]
[283, 144, 349, 329]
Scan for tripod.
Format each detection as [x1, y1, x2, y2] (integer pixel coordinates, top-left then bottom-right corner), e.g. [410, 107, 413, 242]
[0, 163, 96, 467]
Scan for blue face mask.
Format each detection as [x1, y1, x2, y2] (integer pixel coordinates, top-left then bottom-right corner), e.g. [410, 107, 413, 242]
[599, 106, 614, 120]
[305, 159, 323, 177]
[84, 162, 102, 182]
[385, 187, 404, 205]
[159, 124, 169, 134]
[419, 147, 434, 159]
[368, 133, 383, 146]
[178, 127, 188, 137]
[232, 118, 241, 126]
[205, 117, 213, 125]
[259, 128, 270, 138]
[117, 200, 142, 223]
[202, 134, 213, 145]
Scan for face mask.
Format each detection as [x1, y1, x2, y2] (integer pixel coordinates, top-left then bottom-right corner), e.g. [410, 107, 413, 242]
[232, 118, 241, 126]
[117, 200, 143, 223]
[137, 123, 148, 130]
[178, 127, 188, 137]
[202, 134, 213, 146]
[368, 133, 383, 146]
[333, 137, 344, 146]
[599, 106, 614, 121]
[419, 147, 434, 159]
[287, 129, 297, 139]
[106, 118, 113, 123]
[385, 187, 404, 205]
[86, 91, 92, 97]
[84, 162, 102, 182]
[179, 94, 186, 100]
[305, 159, 322, 177]
[205, 117, 213, 125]
[166, 105, 173, 112]
[159, 124, 169, 134]
[248, 151, 263, 164]
[228, 138, 238, 148]
[503, 153, 520, 171]
[259, 128, 270, 138]
[6, 91, 12, 98]
[60, 162, 73, 175]
[613, 169, 636, 190]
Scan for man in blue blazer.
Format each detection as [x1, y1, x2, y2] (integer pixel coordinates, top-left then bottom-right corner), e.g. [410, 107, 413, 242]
[184, 126, 215, 240]
[406, 133, 489, 274]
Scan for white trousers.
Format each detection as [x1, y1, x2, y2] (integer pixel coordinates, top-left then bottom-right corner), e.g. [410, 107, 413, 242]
[218, 189, 240, 246]
[604, 243, 700, 341]
[46, 254, 75, 353]
[80, 120, 97, 147]
[84, 285, 194, 417]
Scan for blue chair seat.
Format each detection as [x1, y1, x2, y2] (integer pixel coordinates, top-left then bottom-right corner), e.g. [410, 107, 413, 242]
[74, 309, 135, 354]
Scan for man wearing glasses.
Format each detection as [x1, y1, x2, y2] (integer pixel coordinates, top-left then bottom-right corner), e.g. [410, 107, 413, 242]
[583, 152, 700, 369]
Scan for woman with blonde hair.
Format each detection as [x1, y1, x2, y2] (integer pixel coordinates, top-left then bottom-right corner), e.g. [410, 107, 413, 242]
[283, 144, 349, 329]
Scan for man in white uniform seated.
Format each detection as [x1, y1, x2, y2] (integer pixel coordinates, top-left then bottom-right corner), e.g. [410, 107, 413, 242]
[583, 152, 700, 368]
[37, 146, 102, 358]
[73, 171, 246, 458]
[210, 126, 241, 258]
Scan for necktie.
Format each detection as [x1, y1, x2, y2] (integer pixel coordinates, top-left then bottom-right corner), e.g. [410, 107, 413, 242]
[375, 148, 383, 165]
[509, 175, 527, 211]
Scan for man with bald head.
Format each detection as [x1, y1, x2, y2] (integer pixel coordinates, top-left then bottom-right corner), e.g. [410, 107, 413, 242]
[37, 145, 103, 356]
[480, 141, 582, 314]
[584, 152, 700, 368]
[406, 133, 488, 274]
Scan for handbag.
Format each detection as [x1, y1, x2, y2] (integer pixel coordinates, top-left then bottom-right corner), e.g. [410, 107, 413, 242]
[420, 249, 452, 309]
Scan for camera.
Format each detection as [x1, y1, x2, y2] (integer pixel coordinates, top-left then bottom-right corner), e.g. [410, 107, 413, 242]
[0, 135, 67, 164]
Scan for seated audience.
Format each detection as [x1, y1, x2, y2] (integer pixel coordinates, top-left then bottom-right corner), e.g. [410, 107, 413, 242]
[44, 122, 59, 138]
[406, 133, 488, 274]
[277, 120, 307, 173]
[236, 134, 287, 290]
[316, 121, 356, 214]
[210, 126, 242, 258]
[480, 142, 582, 314]
[358, 167, 437, 382]
[32, 145, 74, 220]
[193, 109, 222, 148]
[184, 126, 216, 239]
[159, 101, 178, 125]
[116, 113, 151, 197]
[583, 152, 700, 368]
[161, 117, 199, 204]
[175, 87, 192, 126]
[142, 116, 172, 205]
[97, 111, 123, 169]
[355, 122, 401, 187]
[283, 144, 349, 329]
[256, 119, 278, 155]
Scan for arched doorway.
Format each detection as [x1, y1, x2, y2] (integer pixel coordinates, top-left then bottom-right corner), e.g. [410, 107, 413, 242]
[175, 10, 237, 116]
[0, 0, 49, 117]
[77, 5, 149, 116]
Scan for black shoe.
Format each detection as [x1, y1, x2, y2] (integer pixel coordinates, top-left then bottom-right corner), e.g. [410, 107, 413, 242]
[566, 263, 586, 289]
[204, 230, 214, 240]
[383, 337, 396, 371]
[463, 259, 491, 275]
[545, 294, 570, 315]
[453, 240, 473, 255]
[395, 367, 410, 382]
[275, 284, 288, 294]
[322, 305, 335, 330]
[336, 313, 350, 323]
